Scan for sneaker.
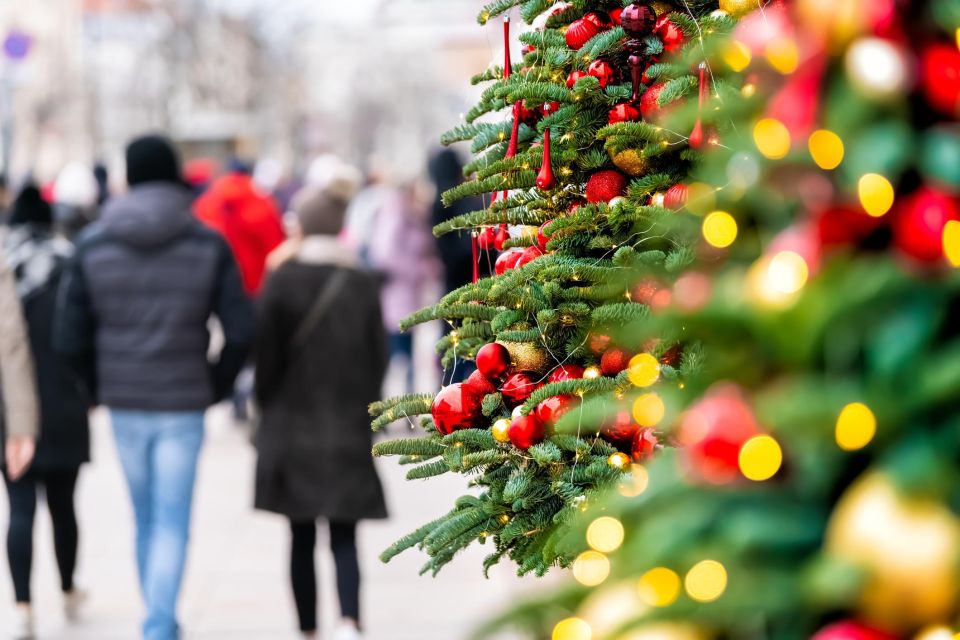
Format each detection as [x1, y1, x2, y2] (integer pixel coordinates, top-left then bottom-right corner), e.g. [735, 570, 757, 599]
[64, 588, 88, 623]
[331, 622, 362, 640]
[11, 604, 34, 640]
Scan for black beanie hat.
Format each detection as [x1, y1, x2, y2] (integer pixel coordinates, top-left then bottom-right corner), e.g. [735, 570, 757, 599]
[8, 184, 53, 226]
[125, 135, 183, 186]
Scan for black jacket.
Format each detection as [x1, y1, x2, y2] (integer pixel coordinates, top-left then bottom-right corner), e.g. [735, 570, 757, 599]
[254, 257, 388, 521]
[54, 182, 254, 411]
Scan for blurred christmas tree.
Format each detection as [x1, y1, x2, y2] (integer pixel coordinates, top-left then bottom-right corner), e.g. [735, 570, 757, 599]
[472, 0, 960, 638]
[369, 0, 744, 575]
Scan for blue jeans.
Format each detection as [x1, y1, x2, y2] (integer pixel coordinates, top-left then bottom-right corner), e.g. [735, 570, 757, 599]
[111, 410, 205, 640]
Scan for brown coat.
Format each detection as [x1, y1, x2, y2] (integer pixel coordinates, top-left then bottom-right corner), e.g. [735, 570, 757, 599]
[0, 231, 39, 440]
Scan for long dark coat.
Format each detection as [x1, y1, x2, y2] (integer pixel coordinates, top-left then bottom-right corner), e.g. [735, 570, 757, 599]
[253, 255, 388, 522]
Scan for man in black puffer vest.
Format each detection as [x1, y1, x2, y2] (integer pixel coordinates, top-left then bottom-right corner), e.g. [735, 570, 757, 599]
[54, 135, 254, 640]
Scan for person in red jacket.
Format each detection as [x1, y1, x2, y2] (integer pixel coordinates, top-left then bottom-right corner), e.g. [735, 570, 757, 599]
[194, 160, 286, 295]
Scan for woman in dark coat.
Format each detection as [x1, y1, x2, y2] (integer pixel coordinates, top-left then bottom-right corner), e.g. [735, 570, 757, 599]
[254, 173, 388, 640]
[3, 184, 91, 637]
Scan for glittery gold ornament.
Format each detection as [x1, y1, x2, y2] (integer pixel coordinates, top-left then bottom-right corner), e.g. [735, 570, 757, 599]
[492, 418, 512, 443]
[825, 472, 960, 633]
[650, 1, 674, 14]
[719, 0, 759, 17]
[498, 340, 550, 373]
[607, 452, 631, 469]
[610, 149, 648, 176]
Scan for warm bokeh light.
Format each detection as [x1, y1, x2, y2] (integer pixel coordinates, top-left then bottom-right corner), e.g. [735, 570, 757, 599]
[684, 559, 728, 603]
[858, 173, 895, 217]
[738, 435, 783, 481]
[944, 220, 960, 267]
[553, 617, 593, 640]
[835, 402, 876, 451]
[573, 551, 611, 587]
[915, 626, 956, 640]
[618, 466, 650, 497]
[587, 517, 625, 553]
[808, 129, 845, 170]
[632, 393, 665, 426]
[753, 118, 791, 159]
[627, 353, 661, 387]
[684, 182, 717, 215]
[702, 211, 738, 248]
[765, 38, 799, 74]
[638, 567, 681, 607]
[723, 40, 751, 71]
[583, 366, 602, 379]
[767, 251, 809, 294]
[608, 452, 631, 469]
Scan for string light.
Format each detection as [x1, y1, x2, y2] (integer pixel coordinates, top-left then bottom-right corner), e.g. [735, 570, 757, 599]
[586, 517, 625, 553]
[632, 393, 665, 426]
[583, 366, 602, 379]
[637, 567, 681, 607]
[835, 402, 876, 451]
[627, 353, 660, 387]
[552, 618, 592, 640]
[858, 173, 894, 217]
[767, 251, 809, 294]
[753, 118, 791, 160]
[684, 559, 728, 602]
[943, 220, 960, 267]
[572, 550, 610, 586]
[738, 435, 783, 481]
[702, 211, 738, 248]
[765, 38, 799, 74]
[723, 40, 751, 71]
[808, 130, 845, 170]
[618, 465, 649, 497]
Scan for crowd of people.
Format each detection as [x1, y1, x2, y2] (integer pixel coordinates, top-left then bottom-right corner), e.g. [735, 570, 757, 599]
[0, 135, 480, 640]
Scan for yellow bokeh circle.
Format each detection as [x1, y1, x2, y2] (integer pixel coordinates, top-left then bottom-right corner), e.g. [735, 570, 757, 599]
[684, 559, 728, 603]
[753, 118, 791, 160]
[808, 129, 845, 170]
[587, 517, 625, 553]
[943, 219, 960, 267]
[638, 567, 681, 607]
[857, 173, 894, 217]
[632, 393, 665, 427]
[618, 466, 650, 497]
[738, 435, 783, 481]
[835, 402, 876, 451]
[765, 38, 799, 74]
[628, 353, 661, 388]
[573, 551, 611, 587]
[702, 211, 738, 248]
[723, 40, 752, 71]
[553, 617, 593, 640]
[767, 251, 809, 294]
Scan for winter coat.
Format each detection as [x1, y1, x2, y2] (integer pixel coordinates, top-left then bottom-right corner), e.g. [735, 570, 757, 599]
[4, 224, 89, 470]
[428, 149, 486, 293]
[254, 236, 388, 522]
[54, 182, 255, 412]
[0, 230, 39, 443]
[194, 173, 285, 295]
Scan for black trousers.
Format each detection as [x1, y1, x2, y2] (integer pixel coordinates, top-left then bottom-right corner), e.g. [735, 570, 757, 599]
[289, 519, 360, 633]
[5, 468, 80, 603]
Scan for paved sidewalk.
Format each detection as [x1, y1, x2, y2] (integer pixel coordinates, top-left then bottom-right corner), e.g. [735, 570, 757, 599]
[0, 406, 544, 640]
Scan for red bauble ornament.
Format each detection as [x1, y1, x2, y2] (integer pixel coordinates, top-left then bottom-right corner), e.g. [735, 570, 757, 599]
[812, 621, 898, 640]
[566, 70, 587, 89]
[515, 245, 544, 268]
[601, 410, 639, 445]
[431, 383, 484, 435]
[586, 170, 628, 203]
[663, 184, 687, 210]
[620, 4, 657, 38]
[654, 14, 684, 52]
[608, 103, 641, 124]
[508, 413, 546, 449]
[536, 219, 554, 251]
[582, 12, 607, 29]
[608, 7, 623, 25]
[565, 18, 601, 50]
[464, 369, 497, 396]
[892, 187, 960, 263]
[587, 59, 616, 89]
[477, 226, 498, 250]
[660, 344, 683, 367]
[495, 248, 524, 275]
[689, 62, 709, 150]
[679, 383, 759, 484]
[600, 348, 632, 376]
[640, 82, 667, 120]
[548, 364, 585, 383]
[476, 342, 512, 380]
[501, 371, 542, 406]
[518, 101, 540, 125]
[631, 427, 658, 461]
[539, 101, 561, 117]
[588, 333, 611, 354]
[921, 44, 960, 116]
[494, 224, 510, 250]
[630, 278, 660, 305]
[536, 125, 555, 191]
[536, 395, 578, 426]
[568, 199, 586, 213]
[815, 206, 883, 246]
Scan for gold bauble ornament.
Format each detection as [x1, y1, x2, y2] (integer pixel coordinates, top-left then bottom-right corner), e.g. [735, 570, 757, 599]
[607, 452, 631, 469]
[619, 623, 708, 640]
[719, 0, 759, 18]
[492, 418, 511, 443]
[650, 1, 674, 15]
[825, 472, 960, 633]
[498, 340, 550, 373]
[611, 149, 648, 176]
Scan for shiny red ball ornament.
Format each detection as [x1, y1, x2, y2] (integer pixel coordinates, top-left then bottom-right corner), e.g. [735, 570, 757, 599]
[586, 170, 628, 203]
[431, 383, 484, 435]
[518, 101, 540, 125]
[663, 183, 687, 210]
[588, 333, 612, 355]
[601, 410, 639, 445]
[464, 369, 497, 397]
[535, 394, 578, 426]
[587, 60, 616, 89]
[632, 427, 658, 461]
[515, 245, 544, 268]
[811, 621, 898, 640]
[508, 413, 546, 449]
[892, 187, 960, 263]
[501, 371, 542, 406]
[654, 14, 684, 52]
[565, 17, 601, 50]
[921, 44, 960, 116]
[582, 12, 607, 29]
[493, 224, 510, 251]
[815, 206, 883, 246]
[566, 70, 587, 89]
[600, 348, 632, 376]
[539, 101, 561, 117]
[568, 199, 587, 213]
[608, 7, 623, 25]
[477, 226, 498, 250]
[679, 383, 759, 485]
[641, 57, 660, 85]
[620, 3, 657, 38]
[608, 103, 641, 124]
[475, 342, 512, 380]
[495, 248, 524, 275]
[548, 364, 585, 383]
[536, 219, 554, 251]
[640, 82, 667, 120]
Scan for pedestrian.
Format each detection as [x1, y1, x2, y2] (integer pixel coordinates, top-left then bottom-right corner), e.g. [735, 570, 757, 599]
[253, 174, 388, 640]
[3, 184, 90, 640]
[54, 135, 255, 640]
[51, 162, 100, 240]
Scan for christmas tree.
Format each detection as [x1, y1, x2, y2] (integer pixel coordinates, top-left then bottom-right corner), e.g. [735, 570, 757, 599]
[369, 0, 743, 575]
[470, 1, 960, 639]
